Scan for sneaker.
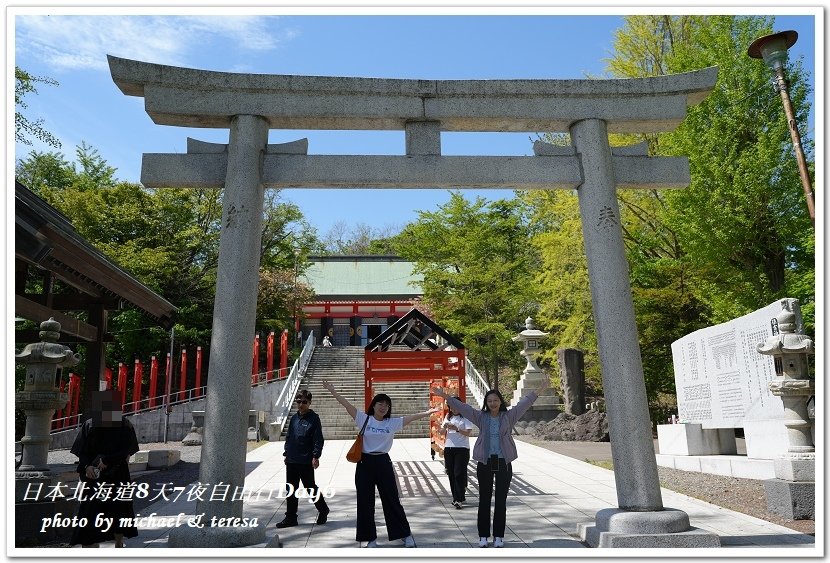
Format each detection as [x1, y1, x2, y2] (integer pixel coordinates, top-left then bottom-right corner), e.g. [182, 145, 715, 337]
[403, 535, 416, 548]
[364, 539, 378, 548]
[479, 537, 489, 548]
[316, 507, 330, 525]
[275, 517, 298, 529]
[493, 537, 504, 548]
[452, 500, 462, 509]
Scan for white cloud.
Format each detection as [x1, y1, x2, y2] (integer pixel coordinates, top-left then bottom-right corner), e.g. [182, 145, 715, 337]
[15, 15, 295, 71]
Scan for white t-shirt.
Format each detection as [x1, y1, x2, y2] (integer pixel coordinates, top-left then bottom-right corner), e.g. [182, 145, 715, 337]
[355, 411, 404, 454]
[443, 414, 471, 449]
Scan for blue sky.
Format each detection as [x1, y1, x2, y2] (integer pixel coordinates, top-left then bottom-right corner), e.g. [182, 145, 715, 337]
[11, 9, 819, 237]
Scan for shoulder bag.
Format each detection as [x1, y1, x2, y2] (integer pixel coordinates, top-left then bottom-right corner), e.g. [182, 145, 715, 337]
[346, 414, 370, 463]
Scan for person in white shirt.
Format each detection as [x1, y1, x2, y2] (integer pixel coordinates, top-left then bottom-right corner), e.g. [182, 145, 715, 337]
[322, 379, 439, 548]
[440, 398, 473, 509]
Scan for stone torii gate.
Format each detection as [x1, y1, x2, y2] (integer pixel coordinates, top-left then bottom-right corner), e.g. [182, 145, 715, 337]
[108, 55, 718, 548]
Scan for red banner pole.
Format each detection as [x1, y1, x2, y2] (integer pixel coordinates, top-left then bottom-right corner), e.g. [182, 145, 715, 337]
[149, 356, 159, 408]
[280, 329, 289, 375]
[179, 348, 187, 401]
[266, 331, 275, 381]
[251, 334, 260, 385]
[132, 359, 142, 411]
[195, 346, 203, 398]
[117, 363, 128, 407]
[104, 367, 112, 391]
[69, 373, 81, 425]
[54, 379, 66, 430]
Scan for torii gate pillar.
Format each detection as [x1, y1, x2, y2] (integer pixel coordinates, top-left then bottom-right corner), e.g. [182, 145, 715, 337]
[168, 115, 270, 547]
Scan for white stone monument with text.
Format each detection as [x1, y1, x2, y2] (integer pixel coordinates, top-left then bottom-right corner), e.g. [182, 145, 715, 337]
[668, 298, 806, 459]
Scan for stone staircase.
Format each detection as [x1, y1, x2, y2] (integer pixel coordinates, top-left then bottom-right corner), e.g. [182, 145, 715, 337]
[281, 346, 479, 440]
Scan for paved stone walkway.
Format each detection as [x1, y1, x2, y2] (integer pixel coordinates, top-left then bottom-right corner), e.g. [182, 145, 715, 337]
[86, 438, 814, 553]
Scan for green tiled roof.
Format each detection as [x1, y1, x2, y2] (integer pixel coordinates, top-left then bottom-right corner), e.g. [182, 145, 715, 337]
[302, 256, 423, 299]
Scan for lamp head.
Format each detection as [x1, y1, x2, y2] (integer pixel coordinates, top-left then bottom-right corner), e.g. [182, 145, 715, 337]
[748, 30, 798, 70]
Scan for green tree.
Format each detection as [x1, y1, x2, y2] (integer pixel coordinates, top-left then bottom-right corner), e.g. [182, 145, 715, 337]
[523, 190, 600, 392]
[16, 144, 318, 366]
[609, 15, 814, 329]
[15, 67, 61, 148]
[319, 221, 401, 255]
[525, 15, 813, 406]
[393, 192, 538, 390]
[15, 150, 75, 195]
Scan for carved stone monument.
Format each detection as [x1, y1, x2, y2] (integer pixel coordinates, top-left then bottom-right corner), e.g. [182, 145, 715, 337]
[668, 299, 803, 459]
[557, 348, 586, 415]
[108, 55, 718, 548]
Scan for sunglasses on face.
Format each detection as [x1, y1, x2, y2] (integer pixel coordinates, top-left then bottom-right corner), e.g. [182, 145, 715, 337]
[296, 400, 309, 404]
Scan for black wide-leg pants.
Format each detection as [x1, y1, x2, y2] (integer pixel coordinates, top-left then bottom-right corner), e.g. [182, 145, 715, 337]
[476, 458, 513, 538]
[355, 453, 412, 542]
[443, 447, 470, 503]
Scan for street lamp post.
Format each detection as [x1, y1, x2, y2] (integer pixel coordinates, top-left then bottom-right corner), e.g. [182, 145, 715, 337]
[748, 29, 815, 226]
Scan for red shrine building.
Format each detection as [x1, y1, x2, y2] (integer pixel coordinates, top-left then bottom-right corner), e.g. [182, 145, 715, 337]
[299, 255, 423, 346]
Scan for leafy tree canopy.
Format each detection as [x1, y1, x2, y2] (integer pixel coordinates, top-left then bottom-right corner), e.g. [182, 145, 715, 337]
[392, 192, 539, 389]
[15, 66, 61, 148]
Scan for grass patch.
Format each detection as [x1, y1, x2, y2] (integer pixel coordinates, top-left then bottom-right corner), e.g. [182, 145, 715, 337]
[246, 440, 270, 452]
[586, 459, 614, 470]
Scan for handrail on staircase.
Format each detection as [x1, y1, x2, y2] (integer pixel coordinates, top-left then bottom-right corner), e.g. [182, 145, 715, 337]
[464, 357, 489, 407]
[272, 331, 316, 436]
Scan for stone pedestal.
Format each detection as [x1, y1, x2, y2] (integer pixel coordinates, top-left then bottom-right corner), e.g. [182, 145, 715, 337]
[764, 479, 814, 520]
[511, 317, 561, 421]
[185, 410, 265, 444]
[579, 508, 721, 548]
[657, 423, 737, 455]
[765, 454, 815, 520]
[182, 410, 205, 445]
[15, 469, 79, 545]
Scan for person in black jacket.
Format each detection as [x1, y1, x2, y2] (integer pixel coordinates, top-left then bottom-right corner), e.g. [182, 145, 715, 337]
[276, 389, 330, 528]
[69, 390, 140, 547]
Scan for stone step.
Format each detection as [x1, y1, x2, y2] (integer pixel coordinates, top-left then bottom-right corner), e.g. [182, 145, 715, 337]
[281, 345, 482, 439]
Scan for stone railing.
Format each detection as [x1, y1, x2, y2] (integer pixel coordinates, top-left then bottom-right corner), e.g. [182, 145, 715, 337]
[271, 332, 316, 436]
[464, 358, 489, 407]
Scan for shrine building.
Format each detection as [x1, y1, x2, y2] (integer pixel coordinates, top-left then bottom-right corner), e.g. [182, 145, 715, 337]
[299, 255, 423, 346]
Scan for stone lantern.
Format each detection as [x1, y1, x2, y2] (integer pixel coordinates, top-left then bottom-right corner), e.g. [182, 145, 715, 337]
[515, 317, 547, 374]
[510, 317, 561, 420]
[15, 318, 79, 472]
[756, 305, 814, 519]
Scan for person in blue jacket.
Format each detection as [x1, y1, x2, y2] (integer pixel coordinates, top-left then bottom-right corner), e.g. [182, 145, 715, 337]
[276, 389, 330, 528]
[433, 379, 549, 548]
